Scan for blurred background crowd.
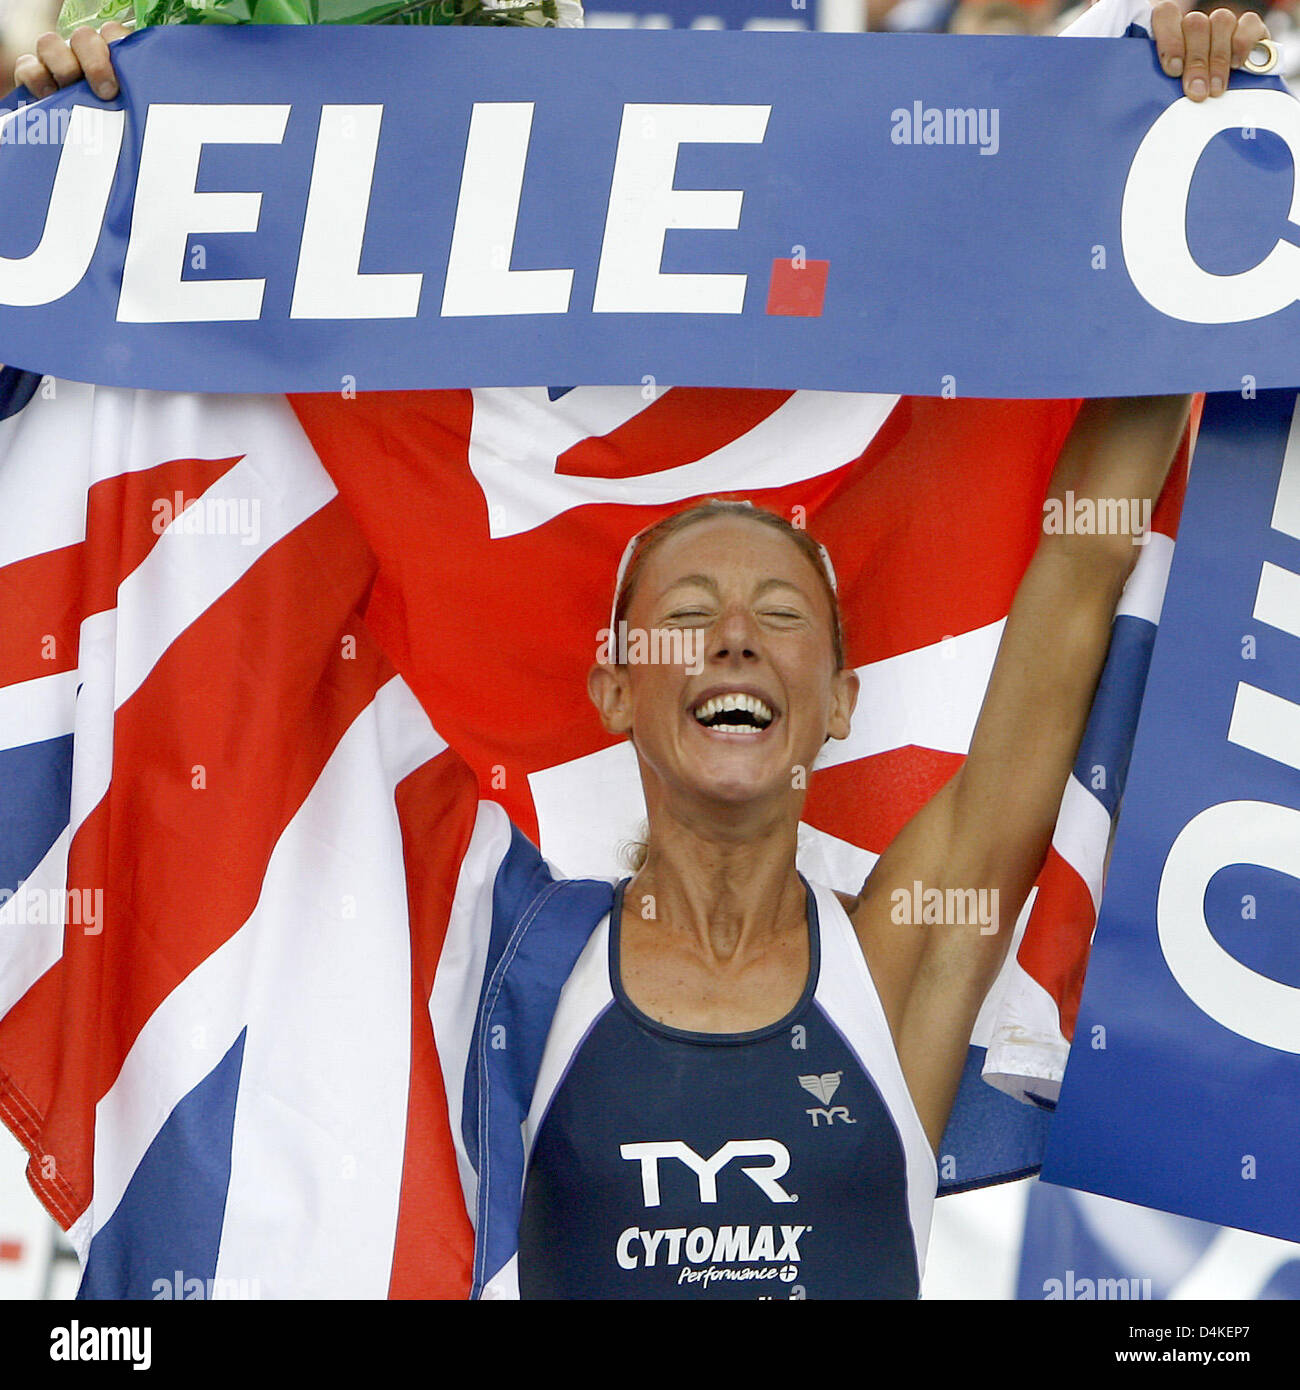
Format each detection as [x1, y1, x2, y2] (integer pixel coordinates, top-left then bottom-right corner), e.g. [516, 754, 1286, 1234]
[0, 0, 60, 94]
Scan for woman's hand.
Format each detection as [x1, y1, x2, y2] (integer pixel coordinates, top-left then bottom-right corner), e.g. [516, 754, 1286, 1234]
[1151, 1, 1272, 102]
[13, 22, 133, 102]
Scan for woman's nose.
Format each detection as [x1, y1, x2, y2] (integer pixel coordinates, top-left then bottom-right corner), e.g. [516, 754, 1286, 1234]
[708, 607, 759, 661]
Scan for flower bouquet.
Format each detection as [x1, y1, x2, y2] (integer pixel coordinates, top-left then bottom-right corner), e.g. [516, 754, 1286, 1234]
[56, 0, 581, 38]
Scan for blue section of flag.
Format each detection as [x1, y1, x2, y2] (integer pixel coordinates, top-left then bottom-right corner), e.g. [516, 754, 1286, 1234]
[78, 1029, 246, 1300]
[0, 735, 72, 896]
[1072, 612, 1157, 818]
[0, 366, 42, 421]
[470, 875, 615, 1297]
[460, 824, 565, 1174]
[937, 1047, 1053, 1196]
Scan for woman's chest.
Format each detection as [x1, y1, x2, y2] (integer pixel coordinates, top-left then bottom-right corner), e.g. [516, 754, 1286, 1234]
[617, 922, 811, 1033]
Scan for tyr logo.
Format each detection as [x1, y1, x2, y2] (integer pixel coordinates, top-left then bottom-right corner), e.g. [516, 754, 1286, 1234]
[799, 1072, 856, 1127]
[619, 1139, 798, 1207]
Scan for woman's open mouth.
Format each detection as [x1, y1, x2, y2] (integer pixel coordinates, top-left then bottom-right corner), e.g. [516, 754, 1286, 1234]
[690, 691, 777, 735]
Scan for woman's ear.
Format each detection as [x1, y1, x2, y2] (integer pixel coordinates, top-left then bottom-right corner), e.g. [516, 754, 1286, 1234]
[826, 666, 859, 742]
[588, 662, 633, 735]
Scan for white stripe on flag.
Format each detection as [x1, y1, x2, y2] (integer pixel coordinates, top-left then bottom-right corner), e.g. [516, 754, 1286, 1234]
[1115, 531, 1173, 625]
[980, 958, 1069, 1104]
[112, 436, 338, 712]
[529, 741, 642, 881]
[795, 822, 879, 895]
[214, 677, 420, 1297]
[67, 609, 116, 848]
[0, 825, 71, 1018]
[0, 380, 93, 571]
[0, 670, 79, 752]
[818, 620, 1005, 769]
[468, 387, 900, 538]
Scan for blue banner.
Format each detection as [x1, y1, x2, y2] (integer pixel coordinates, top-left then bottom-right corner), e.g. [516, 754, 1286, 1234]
[0, 26, 1298, 396]
[1043, 388, 1300, 1243]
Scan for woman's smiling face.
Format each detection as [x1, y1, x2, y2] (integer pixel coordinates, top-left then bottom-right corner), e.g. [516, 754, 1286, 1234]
[589, 514, 858, 813]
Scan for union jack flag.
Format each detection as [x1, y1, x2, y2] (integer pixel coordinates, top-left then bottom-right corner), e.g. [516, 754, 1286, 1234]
[0, 370, 1187, 1296]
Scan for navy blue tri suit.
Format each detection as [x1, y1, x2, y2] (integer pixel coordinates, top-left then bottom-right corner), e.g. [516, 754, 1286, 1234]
[510, 877, 938, 1300]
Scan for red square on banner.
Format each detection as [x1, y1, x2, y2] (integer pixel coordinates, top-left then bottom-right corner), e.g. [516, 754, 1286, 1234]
[766, 258, 829, 317]
[0, 1239, 23, 1262]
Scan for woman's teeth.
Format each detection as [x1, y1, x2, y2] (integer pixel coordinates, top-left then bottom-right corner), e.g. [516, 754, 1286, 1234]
[693, 693, 774, 732]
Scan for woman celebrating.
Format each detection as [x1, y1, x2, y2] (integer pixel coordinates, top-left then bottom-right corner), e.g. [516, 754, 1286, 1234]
[505, 394, 1189, 1297]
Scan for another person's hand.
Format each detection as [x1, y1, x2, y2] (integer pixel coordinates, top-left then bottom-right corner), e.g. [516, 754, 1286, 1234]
[1150, 1, 1272, 102]
[13, 22, 132, 102]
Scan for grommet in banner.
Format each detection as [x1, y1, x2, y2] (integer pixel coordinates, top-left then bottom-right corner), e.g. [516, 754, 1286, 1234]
[1242, 38, 1279, 74]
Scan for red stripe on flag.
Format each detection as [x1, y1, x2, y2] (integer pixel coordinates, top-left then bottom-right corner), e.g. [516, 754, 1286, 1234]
[387, 748, 481, 1299]
[80, 456, 247, 619]
[556, 388, 795, 479]
[803, 747, 964, 856]
[1016, 846, 1097, 1043]
[0, 457, 243, 691]
[0, 543, 82, 687]
[0, 494, 391, 1227]
[806, 397, 1080, 667]
[1151, 431, 1189, 538]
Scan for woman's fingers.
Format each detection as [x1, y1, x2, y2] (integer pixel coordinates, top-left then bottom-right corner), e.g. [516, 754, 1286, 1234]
[30, 29, 89, 91]
[13, 22, 131, 100]
[12, 49, 58, 98]
[69, 26, 119, 98]
[1207, 6, 1236, 95]
[1180, 8, 1213, 100]
[1230, 9, 1270, 67]
[1150, 2, 1269, 102]
[1151, 0, 1187, 79]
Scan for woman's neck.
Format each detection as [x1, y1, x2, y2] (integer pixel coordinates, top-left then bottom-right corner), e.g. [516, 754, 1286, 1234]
[628, 816, 806, 964]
